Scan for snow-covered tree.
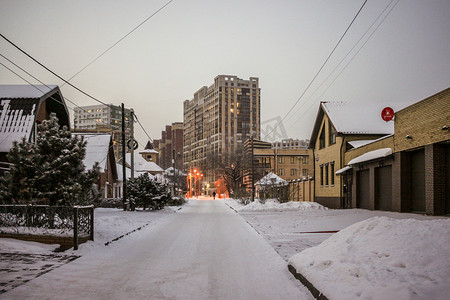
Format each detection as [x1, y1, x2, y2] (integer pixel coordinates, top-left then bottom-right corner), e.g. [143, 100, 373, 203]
[127, 173, 169, 210]
[0, 113, 99, 206]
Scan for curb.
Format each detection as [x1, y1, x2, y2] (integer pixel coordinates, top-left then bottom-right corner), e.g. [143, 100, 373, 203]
[288, 264, 328, 300]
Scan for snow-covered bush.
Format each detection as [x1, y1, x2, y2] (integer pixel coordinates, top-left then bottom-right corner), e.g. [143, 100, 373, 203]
[126, 173, 170, 210]
[0, 113, 99, 206]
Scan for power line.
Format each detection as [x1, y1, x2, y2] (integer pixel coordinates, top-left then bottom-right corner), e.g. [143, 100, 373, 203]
[133, 113, 153, 143]
[286, 0, 400, 132]
[263, 0, 368, 140]
[0, 33, 110, 107]
[0, 53, 82, 111]
[63, 0, 174, 85]
[285, 0, 398, 128]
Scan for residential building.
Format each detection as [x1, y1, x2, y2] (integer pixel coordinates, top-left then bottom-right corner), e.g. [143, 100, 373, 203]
[309, 101, 413, 209]
[73, 133, 118, 198]
[337, 87, 449, 215]
[272, 138, 309, 149]
[244, 139, 313, 189]
[183, 75, 261, 187]
[73, 104, 132, 162]
[153, 122, 183, 170]
[0, 85, 70, 167]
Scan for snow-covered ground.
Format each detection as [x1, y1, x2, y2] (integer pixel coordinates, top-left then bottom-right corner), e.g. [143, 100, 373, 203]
[1, 199, 449, 299]
[226, 198, 450, 300]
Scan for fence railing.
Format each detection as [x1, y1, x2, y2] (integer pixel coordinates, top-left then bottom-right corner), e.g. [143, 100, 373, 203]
[0, 205, 94, 250]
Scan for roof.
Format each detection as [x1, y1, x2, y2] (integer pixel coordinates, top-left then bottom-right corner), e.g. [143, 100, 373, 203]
[164, 167, 186, 176]
[309, 101, 414, 147]
[347, 148, 393, 165]
[0, 85, 70, 153]
[116, 163, 148, 181]
[73, 133, 112, 172]
[139, 148, 158, 154]
[255, 172, 288, 186]
[125, 153, 164, 173]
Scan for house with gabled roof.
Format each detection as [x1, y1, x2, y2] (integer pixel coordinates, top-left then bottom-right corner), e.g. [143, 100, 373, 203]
[0, 85, 69, 168]
[309, 101, 412, 208]
[72, 133, 118, 198]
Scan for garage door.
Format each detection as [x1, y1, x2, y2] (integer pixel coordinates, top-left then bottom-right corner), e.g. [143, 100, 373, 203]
[410, 149, 425, 213]
[357, 169, 370, 209]
[446, 145, 450, 215]
[375, 165, 392, 211]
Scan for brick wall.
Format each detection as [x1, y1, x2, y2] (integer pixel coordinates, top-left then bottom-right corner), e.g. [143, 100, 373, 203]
[395, 88, 450, 152]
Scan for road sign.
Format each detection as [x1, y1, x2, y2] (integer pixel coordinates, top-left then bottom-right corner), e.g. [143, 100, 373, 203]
[381, 107, 394, 122]
[127, 139, 138, 150]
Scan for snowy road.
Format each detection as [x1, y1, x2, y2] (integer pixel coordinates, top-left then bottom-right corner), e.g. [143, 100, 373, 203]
[3, 200, 311, 299]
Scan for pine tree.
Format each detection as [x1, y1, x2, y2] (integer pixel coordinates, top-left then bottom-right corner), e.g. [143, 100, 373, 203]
[0, 113, 99, 206]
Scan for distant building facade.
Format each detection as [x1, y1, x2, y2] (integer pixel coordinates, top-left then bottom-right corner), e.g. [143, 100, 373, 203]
[183, 75, 261, 186]
[153, 122, 183, 171]
[272, 138, 309, 149]
[73, 104, 132, 162]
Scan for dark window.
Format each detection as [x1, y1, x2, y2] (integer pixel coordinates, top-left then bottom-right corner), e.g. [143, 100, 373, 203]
[329, 121, 336, 145]
[325, 163, 329, 186]
[331, 162, 335, 185]
[320, 165, 324, 186]
[319, 127, 326, 149]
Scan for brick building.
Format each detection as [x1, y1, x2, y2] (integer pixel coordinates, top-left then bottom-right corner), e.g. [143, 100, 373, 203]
[332, 87, 449, 215]
[154, 122, 183, 171]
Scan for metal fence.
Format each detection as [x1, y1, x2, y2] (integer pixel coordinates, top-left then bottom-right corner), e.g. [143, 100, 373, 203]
[0, 205, 94, 250]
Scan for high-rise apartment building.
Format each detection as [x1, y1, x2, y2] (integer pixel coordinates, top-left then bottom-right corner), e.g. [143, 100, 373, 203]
[73, 104, 132, 162]
[183, 75, 261, 186]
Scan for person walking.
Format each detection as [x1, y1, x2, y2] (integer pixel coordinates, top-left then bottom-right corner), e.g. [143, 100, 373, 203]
[212, 191, 216, 200]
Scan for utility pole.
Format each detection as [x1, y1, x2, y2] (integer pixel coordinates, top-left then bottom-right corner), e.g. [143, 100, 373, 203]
[172, 149, 176, 196]
[130, 108, 135, 211]
[251, 135, 255, 202]
[121, 103, 127, 211]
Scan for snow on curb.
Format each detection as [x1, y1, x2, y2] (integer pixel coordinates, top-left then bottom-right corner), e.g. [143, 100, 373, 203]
[226, 198, 328, 212]
[288, 216, 450, 300]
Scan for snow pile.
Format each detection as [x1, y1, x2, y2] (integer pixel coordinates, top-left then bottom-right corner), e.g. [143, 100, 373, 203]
[289, 216, 450, 300]
[236, 199, 327, 212]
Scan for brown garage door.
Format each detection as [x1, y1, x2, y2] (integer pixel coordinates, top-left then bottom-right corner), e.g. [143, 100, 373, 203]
[375, 165, 392, 211]
[410, 149, 425, 213]
[357, 169, 370, 209]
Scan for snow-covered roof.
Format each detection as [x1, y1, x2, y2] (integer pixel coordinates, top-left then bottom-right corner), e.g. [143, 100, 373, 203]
[336, 165, 352, 175]
[164, 167, 186, 176]
[0, 99, 38, 152]
[139, 148, 158, 154]
[73, 133, 111, 172]
[116, 163, 152, 181]
[310, 101, 414, 147]
[348, 148, 393, 165]
[125, 153, 164, 173]
[0, 85, 70, 153]
[0, 85, 58, 99]
[255, 172, 288, 186]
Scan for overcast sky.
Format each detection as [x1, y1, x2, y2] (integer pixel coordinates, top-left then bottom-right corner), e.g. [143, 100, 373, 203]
[1, 0, 449, 146]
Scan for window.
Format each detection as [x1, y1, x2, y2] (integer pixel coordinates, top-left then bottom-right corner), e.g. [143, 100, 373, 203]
[320, 165, 324, 186]
[329, 121, 336, 145]
[290, 169, 297, 176]
[302, 169, 308, 176]
[302, 156, 308, 164]
[290, 157, 297, 164]
[331, 162, 335, 185]
[325, 163, 329, 186]
[278, 168, 285, 176]
[278, 156, 285, 164]
[319, 127, 326, 149]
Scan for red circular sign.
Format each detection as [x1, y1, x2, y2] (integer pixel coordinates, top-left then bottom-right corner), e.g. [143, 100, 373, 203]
[381, 107, 394, 122]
